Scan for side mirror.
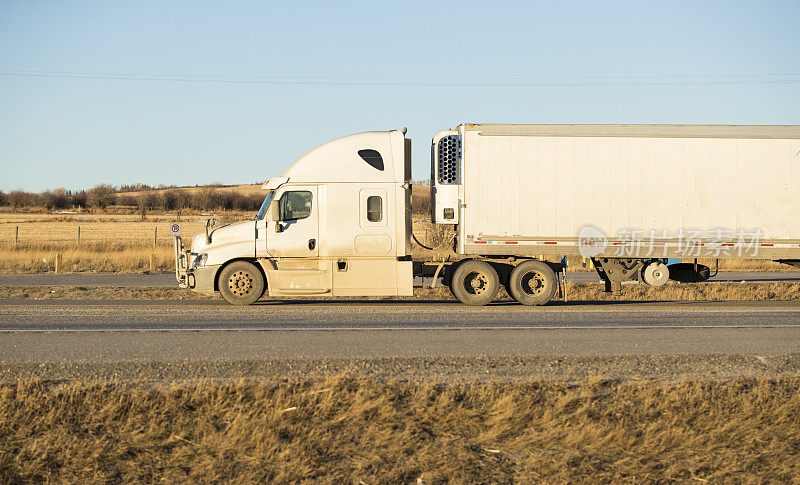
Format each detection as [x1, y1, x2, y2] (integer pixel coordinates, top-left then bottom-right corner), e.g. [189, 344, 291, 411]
[275, 221, 284, 233]
[268, 202, 280, 222]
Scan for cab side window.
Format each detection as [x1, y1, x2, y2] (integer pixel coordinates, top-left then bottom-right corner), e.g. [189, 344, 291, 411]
[279, 191, 312, 221]
[367, 195, 382, 222]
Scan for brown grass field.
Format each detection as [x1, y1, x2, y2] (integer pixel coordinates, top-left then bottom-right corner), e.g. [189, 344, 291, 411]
[0, 183, 797, 273]
[1, 209, 797, 274]
[1, 377, 798, 483]
[0, 211, 232, 273]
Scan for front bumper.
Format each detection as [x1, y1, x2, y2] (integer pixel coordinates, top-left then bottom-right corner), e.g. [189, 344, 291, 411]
[174, 236, 218, 295]
[174, 236, 191, 288]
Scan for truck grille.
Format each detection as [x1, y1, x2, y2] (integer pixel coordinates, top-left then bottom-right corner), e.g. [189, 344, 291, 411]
[437, 135, 461, 184]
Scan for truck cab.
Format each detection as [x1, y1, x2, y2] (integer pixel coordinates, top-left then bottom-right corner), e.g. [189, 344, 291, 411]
[175, 129, 413, 305]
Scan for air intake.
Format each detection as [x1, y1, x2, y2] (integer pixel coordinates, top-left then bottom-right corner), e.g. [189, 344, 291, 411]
[437, 135, 461, 184]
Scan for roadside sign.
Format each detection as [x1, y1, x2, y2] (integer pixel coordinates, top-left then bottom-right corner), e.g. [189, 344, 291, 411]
[170, 223, 182, 236]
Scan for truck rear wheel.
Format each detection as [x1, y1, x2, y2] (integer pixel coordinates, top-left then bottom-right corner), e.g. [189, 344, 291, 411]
[450, 260, 499, 306]
[508, 260, 556, 306]
[218, 261, 265, 306]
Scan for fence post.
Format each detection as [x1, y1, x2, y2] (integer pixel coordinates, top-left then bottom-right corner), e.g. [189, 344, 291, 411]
[77, 226, 81, 246]
[149, 253, 156, 273]
[55, 253, 62, 274]
[15, 226, 19, 246]
[153, 227, 157, 250]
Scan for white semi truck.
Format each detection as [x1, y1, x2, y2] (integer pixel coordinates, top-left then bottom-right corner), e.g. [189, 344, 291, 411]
[176, 124, 800, 306]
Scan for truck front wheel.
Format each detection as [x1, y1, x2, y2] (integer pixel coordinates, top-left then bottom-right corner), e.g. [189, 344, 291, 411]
[218, 261, 265, 306]
[450, 260, 499, 306]
[508, 260, 556, 306]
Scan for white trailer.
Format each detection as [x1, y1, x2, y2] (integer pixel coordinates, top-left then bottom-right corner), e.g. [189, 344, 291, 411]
[432, 124, 800, 299]
[176, 124, 800, 306]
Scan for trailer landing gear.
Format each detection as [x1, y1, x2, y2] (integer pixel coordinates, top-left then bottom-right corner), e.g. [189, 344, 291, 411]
[592, 258, 644, 296]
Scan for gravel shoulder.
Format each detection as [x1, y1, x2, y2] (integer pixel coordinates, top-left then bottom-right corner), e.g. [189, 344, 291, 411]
[3, 354, 799, 383]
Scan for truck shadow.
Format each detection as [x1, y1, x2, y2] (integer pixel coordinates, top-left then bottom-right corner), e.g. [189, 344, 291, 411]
[252, 298, 680, 306]
[254, 299, 458, 306]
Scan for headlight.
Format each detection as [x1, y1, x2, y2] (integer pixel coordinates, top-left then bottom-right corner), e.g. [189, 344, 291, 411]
[191, 253, 208, 268]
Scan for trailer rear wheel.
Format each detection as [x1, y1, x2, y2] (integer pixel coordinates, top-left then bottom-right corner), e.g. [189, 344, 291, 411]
[218, 261, 265, 306]
[508, 260, 557, 306]
[450, 260, 499, 306]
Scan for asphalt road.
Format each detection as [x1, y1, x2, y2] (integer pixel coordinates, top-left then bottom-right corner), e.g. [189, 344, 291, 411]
[1, 299, 798, 364]
[1, 271, 799, 288]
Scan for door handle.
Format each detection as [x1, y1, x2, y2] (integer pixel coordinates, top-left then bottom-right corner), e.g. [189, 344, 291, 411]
[308, 239, 316, 250]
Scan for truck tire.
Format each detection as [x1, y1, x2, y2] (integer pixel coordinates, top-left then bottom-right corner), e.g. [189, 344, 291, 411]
[450, 260, 499, 306]
[218, 261, 265, 306]
[508, 260, 557, 306]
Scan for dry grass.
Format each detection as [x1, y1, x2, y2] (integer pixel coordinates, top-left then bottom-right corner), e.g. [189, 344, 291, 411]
[0, 377, 798, 483]
[0, 285, 209, 300]
[0, 213, 207, 245]
[0, 213, 207, 273]
[563, 281, 800, 302]
[691, 258, 800, 272]
[1, 211, 797, 274]
[0, 243, 176, 273]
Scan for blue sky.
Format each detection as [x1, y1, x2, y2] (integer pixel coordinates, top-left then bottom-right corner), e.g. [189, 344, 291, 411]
[1, 0, 799, 192]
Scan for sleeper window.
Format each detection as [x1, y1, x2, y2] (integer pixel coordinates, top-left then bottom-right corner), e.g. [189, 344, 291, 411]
[358, 150, 384, 171]
[279, 191, 312, 221]
[367, 196, 382, 222]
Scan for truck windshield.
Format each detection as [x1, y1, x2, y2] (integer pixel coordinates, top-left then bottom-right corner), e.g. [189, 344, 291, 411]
[255, 191, 275, 220]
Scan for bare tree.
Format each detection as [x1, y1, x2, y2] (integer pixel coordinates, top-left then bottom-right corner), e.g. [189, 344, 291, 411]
[193, 187, 219, 210]
[7, 191, 35, 208]
[87, 184, 117, 209]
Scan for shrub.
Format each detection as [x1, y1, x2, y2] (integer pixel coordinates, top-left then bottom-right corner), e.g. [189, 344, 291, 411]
[41, 189, 71, 210]
[174, 190, 192, 209]
[72, 190, 88, 208]
[141, 191, 163, 210]
[7, 191, 37, 208]
[116, 195, 138, 207]
[192, 187, 219, 210]
[87, 185, 117, 209]
[162, 190, 179, 211]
